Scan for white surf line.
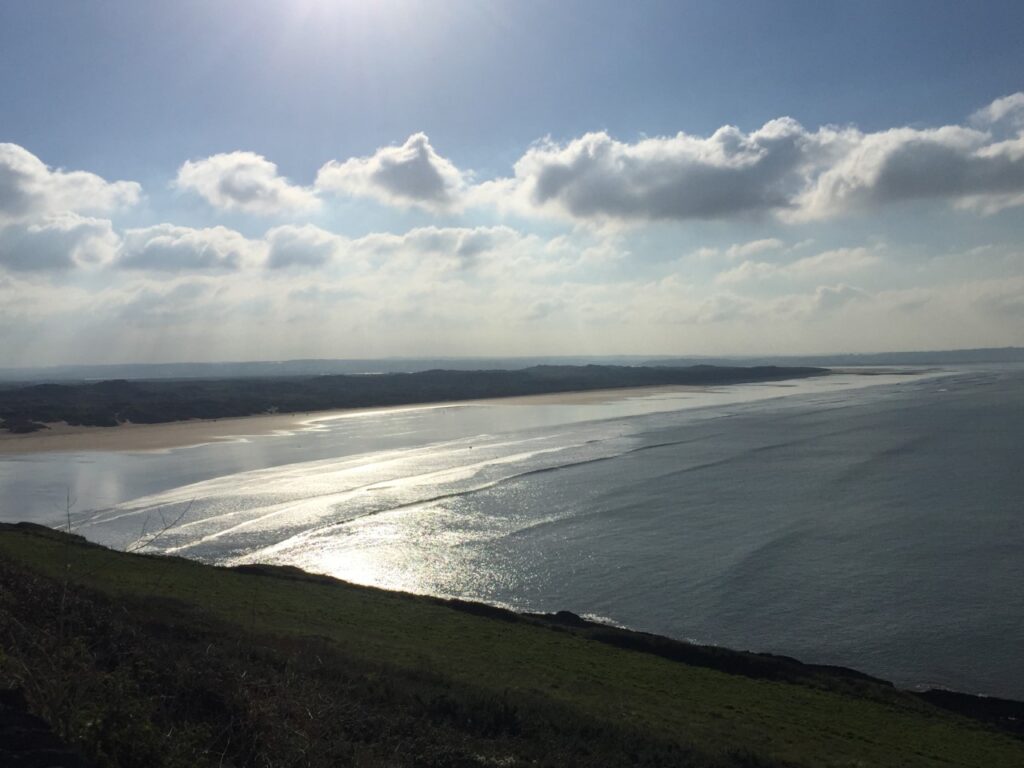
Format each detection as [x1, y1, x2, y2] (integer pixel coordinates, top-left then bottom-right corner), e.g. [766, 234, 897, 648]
[79, 434, 509, 526]
[143, 442, 593, 555]
[220, 445, 657, 565]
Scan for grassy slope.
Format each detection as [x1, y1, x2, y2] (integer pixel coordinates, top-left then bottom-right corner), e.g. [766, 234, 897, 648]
[1, 524, 1021, 767]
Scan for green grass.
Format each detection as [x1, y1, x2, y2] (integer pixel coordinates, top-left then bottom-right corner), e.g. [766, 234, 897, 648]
[1, 523, 1021, 767]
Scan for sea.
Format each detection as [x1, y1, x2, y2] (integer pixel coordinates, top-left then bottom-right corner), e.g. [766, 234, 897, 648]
[1, 366, 1022, 699]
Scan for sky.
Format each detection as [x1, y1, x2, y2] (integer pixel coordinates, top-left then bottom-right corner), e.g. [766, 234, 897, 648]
[2, 0, 1024, 365]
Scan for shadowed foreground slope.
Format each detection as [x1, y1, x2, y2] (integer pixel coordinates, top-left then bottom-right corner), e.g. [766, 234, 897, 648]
[0, 524, 1021, 767]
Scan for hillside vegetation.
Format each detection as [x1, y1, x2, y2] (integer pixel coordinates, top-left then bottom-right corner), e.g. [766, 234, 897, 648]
[1, 523, 1021, 767]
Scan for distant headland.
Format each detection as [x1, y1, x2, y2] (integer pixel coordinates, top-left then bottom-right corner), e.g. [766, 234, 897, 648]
[0, 364, 825, 436]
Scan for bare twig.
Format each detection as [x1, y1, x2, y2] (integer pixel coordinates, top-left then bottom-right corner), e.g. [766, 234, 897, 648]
[124, 498, 195, 554]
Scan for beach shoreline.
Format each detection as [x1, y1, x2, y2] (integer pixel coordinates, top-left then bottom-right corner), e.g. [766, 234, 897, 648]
[0, 384, 710, 455]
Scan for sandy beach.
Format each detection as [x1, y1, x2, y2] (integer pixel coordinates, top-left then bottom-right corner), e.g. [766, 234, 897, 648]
[0, 385, 709, 455]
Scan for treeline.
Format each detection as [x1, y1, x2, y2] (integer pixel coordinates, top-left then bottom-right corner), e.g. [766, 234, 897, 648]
[0, 364, 825, 433]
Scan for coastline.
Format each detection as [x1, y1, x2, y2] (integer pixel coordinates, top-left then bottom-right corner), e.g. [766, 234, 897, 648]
[0, 384, 710, 455]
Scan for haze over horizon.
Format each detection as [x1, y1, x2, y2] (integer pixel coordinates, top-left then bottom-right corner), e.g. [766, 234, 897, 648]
[3, 0, 1024, 366]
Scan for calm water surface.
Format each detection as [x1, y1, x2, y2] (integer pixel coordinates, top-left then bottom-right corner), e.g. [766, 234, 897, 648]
[2, 367, 1022, 698]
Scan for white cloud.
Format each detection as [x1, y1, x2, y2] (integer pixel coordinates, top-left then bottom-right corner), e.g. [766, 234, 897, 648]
[725, 238, 785, 260]
[686, 291, 760, 324]
[483, 118, 811, 223]
[960, 275, 1024, 318]
[316, 133, 467, 211]
[118, 224, 263, 271]
[265, 224, 345, 269]
[971, 92, 1024, 127]
[113, 280, 221, 327]
[690, 238, 788, 263]
[473, 92, 1024, 224]
[175, 152, 320, 215]
[640, 278, 876, 327]
[785, 247, 880, 276]
[401, 226, 520, 260]
[791, 125, 1024, 220]
[811, 283, 870, 312]
[97, 219, 537, 277]
[716, 247, 879, 284]
[352, 225, 522, 270]
[0, 213, 120, 271]
[0, 143, 141, 224]
[713, 261, 777, 285]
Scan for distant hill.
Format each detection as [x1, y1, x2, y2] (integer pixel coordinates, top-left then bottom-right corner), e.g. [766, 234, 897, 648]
[642, 347, 1024, 368]
[0, 364, 824, 433]
[1, 347, 1020, 384]
[0, 356, 656, 383]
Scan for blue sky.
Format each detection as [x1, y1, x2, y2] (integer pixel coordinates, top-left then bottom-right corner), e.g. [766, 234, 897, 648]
[2, 0, 1024, 364]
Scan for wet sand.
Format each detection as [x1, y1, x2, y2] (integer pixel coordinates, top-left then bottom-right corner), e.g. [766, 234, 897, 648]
[0, 385, 709, 455]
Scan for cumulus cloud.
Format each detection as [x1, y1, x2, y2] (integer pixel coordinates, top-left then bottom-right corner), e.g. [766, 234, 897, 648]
[716, 247, 880, 284]
[475, 92, 1024, 224]
[0, 143, 141, 224]
[810, 284, 871, 313]
[354, 225, 522, 269]
[400, 226, 520, 260]
[487, 118, 811, 223]
[685, 292, 760, 324]
[114, 280, 220, 327]
[265, 224, 344, 269]
[652, 281, 874, 327]
[714, 261, 775, 284]
[107, 220, 530, 276]
[971, 92, 1024, 127]
[0, 214, 120, 271]
[118, 224, 263, 271]
[726, 238, 785, 260]
[689, 238, 786, 263]
[316, 133, 466, 211]
[785, 247, 880, 276]
[946, 275, 1024, 320]
[792, 125, 1024, 220]
[175, 152, 319, 215]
